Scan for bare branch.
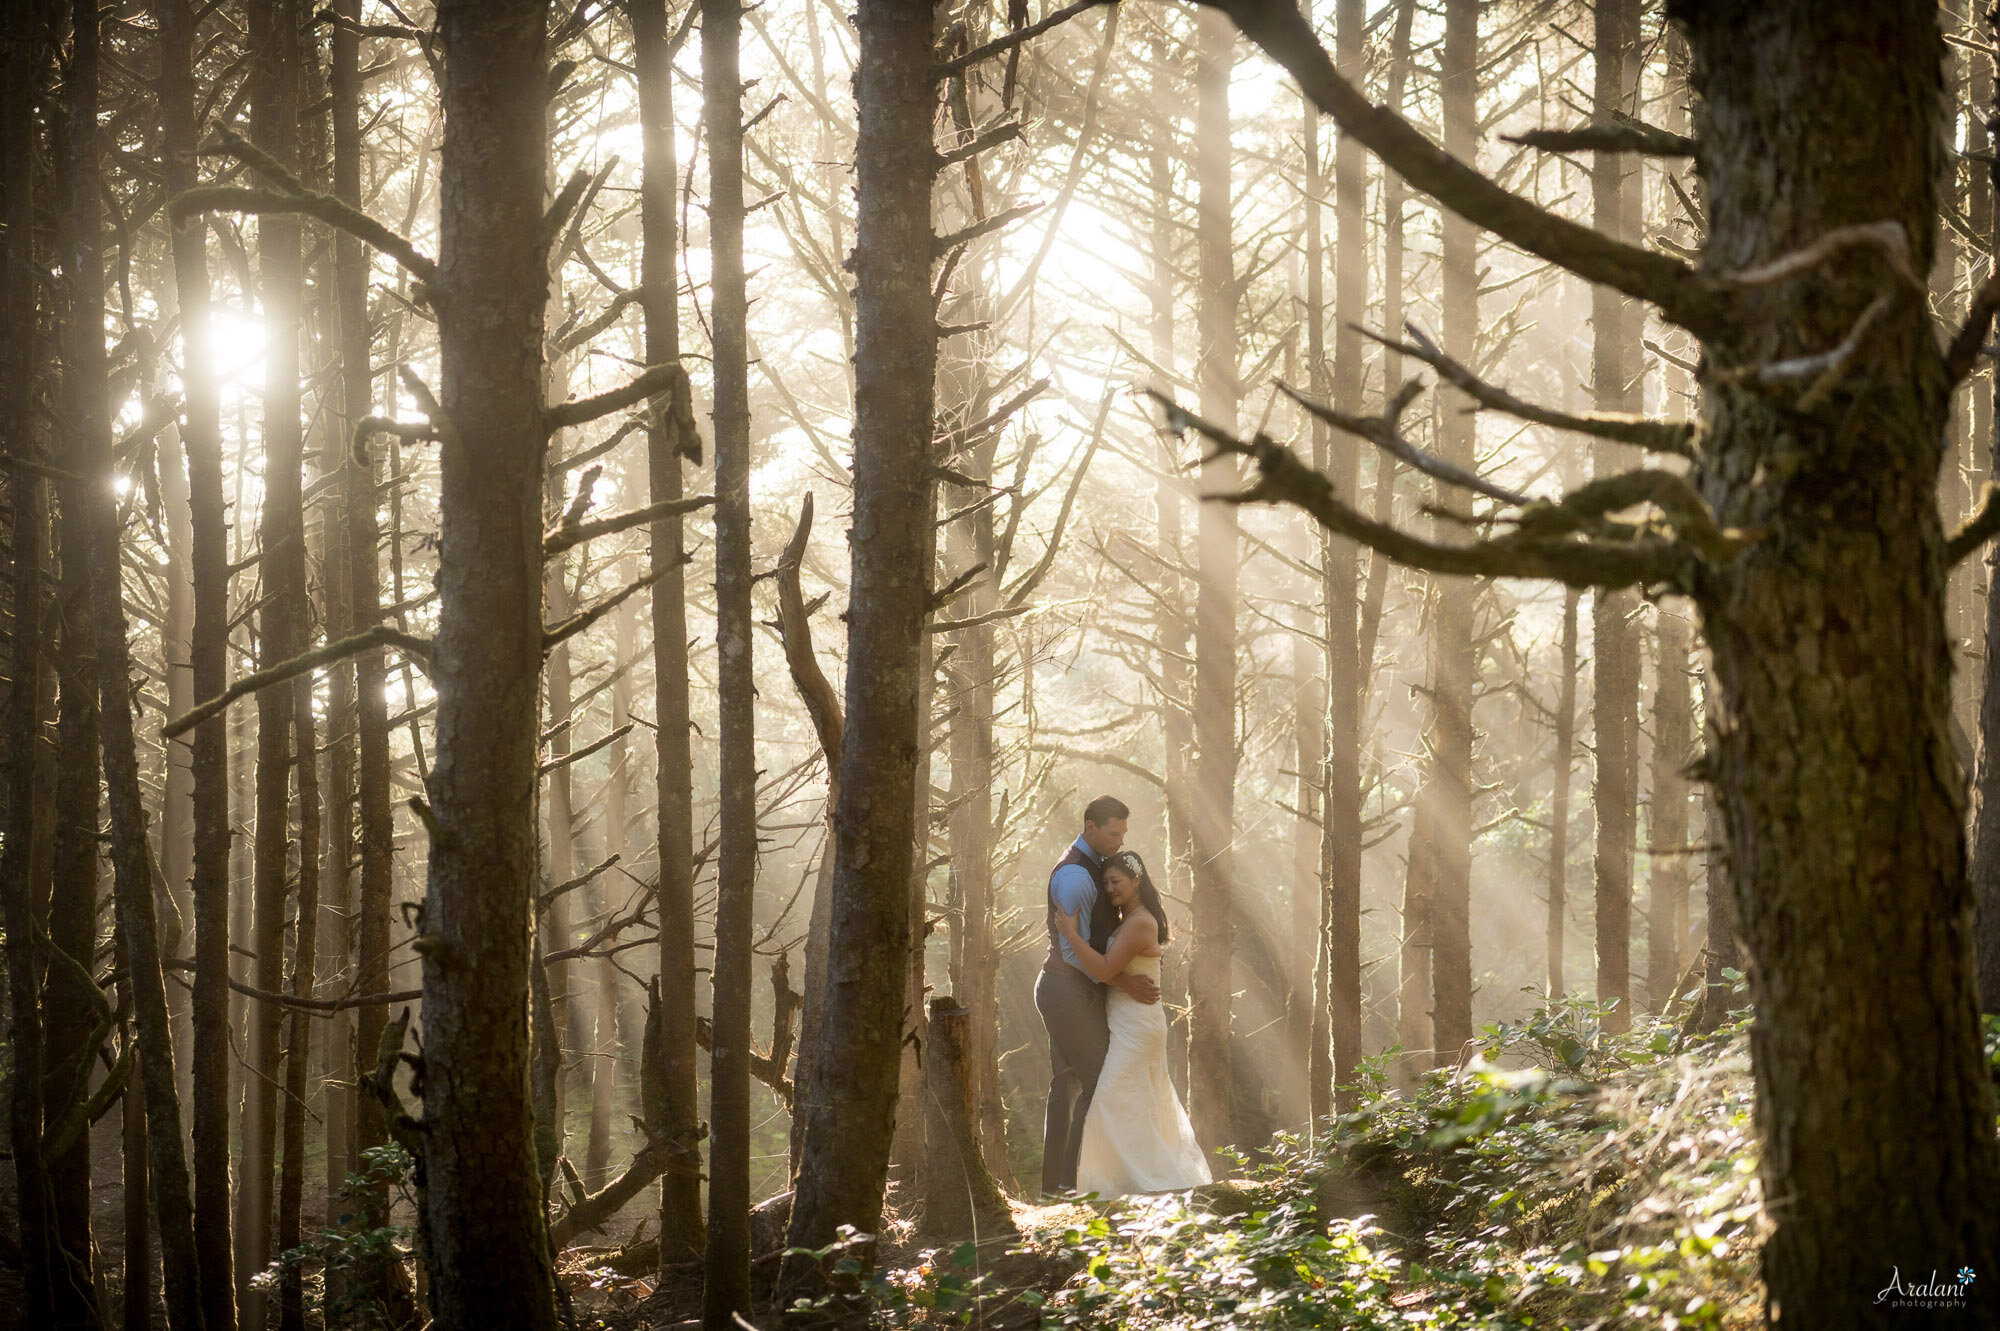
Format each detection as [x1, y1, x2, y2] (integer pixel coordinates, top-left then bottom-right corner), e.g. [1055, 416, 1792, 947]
[1949, 269, 2000, 386]
[1280, 375, 1532, 506]
[544, 567, 667, 651]
[1712, 292, 1897, 411]
[543, 494, 715, 558]
[182, 128, 437, 284]
[1714, 219, 1923, 295]
[932, 203, 1043, 258]
[1028, 742, 1166, 789]
[1949, 483, 2000, 567]
[351, 415, 439, 466]
[774, 495, 844, 775]
[1153, 393, 1704, 591]
[1205, 0, 1718, 332]
[163, 623, 433, 741]
[932, 0, 1115, 78]
[1367, 323, 1698, 457]
[1504, 119, 1696, 157]
[544, 363, 685, 432]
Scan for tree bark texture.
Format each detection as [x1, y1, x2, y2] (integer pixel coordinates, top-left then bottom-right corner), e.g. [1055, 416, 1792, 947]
[632, 0, 706, 1269]
[419, 2, 560, 1326]
[1548, 589, 1579, 998]
[158, 10, 236, 1310]
[1189, 2, 1239, 1155]
[1, 17, 56, 1326]
[1591, 0, 1643, 1038]
[702, 0, 756, 1320]
[1673, 1, 2000, 1319]
[1646, 607, 1693, 1010]
[1324, 0, 1367, 1111]
[1425, 0, 1478, 1068]
[70, 0, 206, 1320]
[782, 0, 936, 1291]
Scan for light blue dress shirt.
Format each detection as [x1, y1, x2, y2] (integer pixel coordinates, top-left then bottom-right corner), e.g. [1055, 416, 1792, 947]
[1051, 835, 1104, 975]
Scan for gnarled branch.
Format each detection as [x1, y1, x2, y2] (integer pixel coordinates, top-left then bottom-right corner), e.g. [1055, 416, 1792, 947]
[1155, 394, 1707, 592]
[543, 494, 715, 558]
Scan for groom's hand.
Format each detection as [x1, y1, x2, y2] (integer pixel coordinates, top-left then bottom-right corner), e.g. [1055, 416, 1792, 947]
[1113, 973, 1161, 1005]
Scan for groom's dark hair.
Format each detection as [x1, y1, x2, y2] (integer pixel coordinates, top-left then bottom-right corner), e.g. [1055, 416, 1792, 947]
[1083, 794, 1130, 827]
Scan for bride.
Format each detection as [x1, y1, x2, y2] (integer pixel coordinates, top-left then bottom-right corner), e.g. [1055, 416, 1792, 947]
[1052, 850, 1213, 1197]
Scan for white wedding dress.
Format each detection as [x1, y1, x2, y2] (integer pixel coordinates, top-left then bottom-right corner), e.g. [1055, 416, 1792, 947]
[1075, 955, 1213, 1197]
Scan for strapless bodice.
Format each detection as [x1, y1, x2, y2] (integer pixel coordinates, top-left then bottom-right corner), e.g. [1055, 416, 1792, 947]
[1122, 954, 1162, 981]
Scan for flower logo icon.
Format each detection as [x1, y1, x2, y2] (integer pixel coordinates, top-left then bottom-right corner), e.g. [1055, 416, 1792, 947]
[1959, 1267, 1977, 1285]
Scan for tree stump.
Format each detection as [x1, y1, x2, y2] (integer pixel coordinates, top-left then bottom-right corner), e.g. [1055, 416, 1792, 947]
[921, 997, 1017, 1239]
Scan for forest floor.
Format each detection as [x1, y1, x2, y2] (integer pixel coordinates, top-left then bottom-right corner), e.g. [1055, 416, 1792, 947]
[571, 989, 1802, 1330]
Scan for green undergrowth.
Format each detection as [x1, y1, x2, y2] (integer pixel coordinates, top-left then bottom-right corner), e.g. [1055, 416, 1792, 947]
[1026, 990, 1767, 1329]
[891, 985, 1777, 1331]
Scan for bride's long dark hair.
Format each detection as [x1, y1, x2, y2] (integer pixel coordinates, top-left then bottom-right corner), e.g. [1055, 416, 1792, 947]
[1105, 851, 1170, 943]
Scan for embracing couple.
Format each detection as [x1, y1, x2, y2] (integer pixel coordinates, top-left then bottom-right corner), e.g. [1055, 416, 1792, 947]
[1034, 794, 1212, 1199]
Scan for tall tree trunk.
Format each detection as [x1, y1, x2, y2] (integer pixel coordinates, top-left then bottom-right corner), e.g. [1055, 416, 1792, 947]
[1591, 0, 1643, 1037]
[70, 0, 205, 1320]
[1675, 2, 2000, 1317]
[1, 17, 56, 1326]
[1646, 607, 1692, 1009]
[418, 2, 560, 1325]
[632, 0, 705, 1269]
[158, 2, 236, 1313]
[50, 341, 104, 1331]
[332, 3, 400, 1308]
[1426, 0, 1479, 1067]
[1290, 630, 1324, 1125]
[1548, 588, 1580, 997]
[1189, 2, 1239, 1156]
[1147, 27, 1195, 1101]
[781, 0, 935, 1292]
[239, 5, 306, 1315]
[702, 0, 756, 1319]
[1969, 17, 2000, 1014]
[1324, 0, 1367, 1111]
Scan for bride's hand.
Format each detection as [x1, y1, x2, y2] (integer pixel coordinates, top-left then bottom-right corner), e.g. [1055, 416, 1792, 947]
[1053, 908, 1082, 941]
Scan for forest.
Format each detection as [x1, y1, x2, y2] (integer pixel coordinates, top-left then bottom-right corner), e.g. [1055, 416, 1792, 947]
[2, 0, 1998, 1327]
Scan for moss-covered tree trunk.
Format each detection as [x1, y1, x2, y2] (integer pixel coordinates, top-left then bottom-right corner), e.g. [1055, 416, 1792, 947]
[1675, 3, 2000, 1315]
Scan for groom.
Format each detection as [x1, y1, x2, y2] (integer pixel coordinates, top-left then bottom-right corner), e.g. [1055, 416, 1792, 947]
[1036, 794, 1160, 1197]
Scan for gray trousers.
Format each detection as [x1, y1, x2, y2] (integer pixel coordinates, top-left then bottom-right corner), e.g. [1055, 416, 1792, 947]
[1035, 955, 1109, 1195]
